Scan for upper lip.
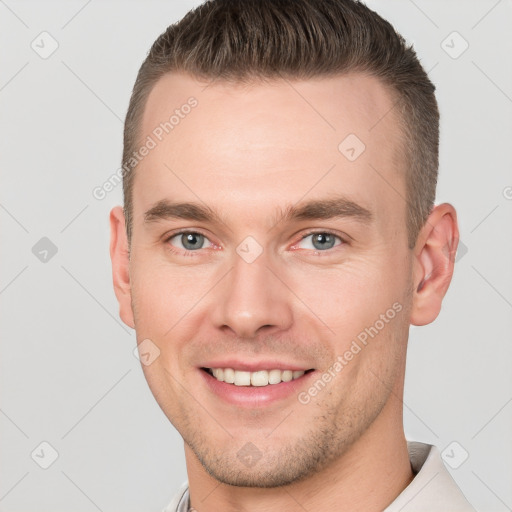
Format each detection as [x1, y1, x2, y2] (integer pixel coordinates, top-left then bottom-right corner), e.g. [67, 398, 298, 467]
[200, 360, 313, 372]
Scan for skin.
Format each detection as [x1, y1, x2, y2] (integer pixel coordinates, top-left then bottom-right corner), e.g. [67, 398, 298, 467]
[110, 72, 459, 512]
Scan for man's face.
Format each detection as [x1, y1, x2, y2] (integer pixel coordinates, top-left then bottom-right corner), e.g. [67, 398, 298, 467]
[122, 72, 415, 486]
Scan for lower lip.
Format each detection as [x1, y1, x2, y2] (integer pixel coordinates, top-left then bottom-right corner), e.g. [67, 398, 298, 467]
[200, 369, 315, 407]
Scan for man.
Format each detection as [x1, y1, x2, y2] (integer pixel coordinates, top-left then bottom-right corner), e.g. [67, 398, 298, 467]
[109, 0, 476, 510]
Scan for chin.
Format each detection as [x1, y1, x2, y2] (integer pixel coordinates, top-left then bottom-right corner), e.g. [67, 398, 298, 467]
[186, 427, 347, 489]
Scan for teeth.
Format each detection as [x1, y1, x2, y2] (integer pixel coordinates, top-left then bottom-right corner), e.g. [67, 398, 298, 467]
[212, 368, 224, 382]
[223, 368, 235, 383]
[234, 371, 251, 386]
[208, 368, 306, 386]
[251, 371, 268, 387]
[268, 369, 282, 384]
[281, 370, 293, 382]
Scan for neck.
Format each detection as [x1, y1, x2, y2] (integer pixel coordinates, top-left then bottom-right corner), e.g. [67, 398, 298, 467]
[184, 398, 414, 512]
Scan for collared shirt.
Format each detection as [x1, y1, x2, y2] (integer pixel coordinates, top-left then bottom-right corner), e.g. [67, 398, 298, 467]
[162, 441, 476, 512]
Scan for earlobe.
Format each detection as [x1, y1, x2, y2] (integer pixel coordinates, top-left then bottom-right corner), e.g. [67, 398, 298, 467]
[109, 206, 135, 329]
[410, 203, 459, 326]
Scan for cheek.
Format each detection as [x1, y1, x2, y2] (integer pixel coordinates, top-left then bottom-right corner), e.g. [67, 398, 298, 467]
[284, 256, 410, 381]
[287, 259, 403, 329]
[130, 255, 210, 331]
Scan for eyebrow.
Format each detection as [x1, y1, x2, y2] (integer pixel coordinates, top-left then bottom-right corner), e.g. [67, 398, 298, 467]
[143, 196, 373, 228]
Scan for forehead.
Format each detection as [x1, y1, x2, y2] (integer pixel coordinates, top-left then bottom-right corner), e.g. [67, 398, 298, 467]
[134, 71, 405, 234]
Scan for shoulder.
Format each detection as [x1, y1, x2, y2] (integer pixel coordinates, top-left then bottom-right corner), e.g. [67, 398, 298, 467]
[161, 481, 189, 512]
[384, 441, 477, 512]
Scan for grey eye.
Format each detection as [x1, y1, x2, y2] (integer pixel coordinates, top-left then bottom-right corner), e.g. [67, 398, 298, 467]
[169, 232, 212, 251]
[182, 233, 204, 250]
[298, 233, 341, 251]
[312, 233, 336, 250]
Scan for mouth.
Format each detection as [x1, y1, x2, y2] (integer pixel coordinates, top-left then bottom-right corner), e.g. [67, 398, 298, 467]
[201, 367, 314, 387]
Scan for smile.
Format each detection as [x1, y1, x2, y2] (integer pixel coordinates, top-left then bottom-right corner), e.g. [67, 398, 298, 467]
[203, 368, 312, 387]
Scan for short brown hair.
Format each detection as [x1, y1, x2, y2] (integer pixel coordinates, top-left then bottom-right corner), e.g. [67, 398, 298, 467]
[122, 0, 439, 249]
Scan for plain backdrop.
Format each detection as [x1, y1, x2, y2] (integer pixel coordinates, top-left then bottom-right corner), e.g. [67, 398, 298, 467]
[1, 1, 511, 511]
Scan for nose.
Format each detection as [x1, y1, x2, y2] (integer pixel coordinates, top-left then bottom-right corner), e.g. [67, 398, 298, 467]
[211, 246, 294, 339]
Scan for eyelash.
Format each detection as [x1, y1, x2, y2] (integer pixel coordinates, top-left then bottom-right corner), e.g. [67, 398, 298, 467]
[163, 229, 347, 258]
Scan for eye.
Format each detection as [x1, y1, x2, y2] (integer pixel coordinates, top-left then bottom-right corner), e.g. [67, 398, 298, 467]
[166, 231, 214, 252]
[294, 231, 344, 251]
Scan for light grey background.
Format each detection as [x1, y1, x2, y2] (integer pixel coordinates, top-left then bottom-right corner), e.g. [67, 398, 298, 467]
[1, 1, 511, 511]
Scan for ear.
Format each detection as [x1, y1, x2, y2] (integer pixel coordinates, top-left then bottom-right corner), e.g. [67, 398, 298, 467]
[410, 203, 459, 326]
[109, 206, 135, 329]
